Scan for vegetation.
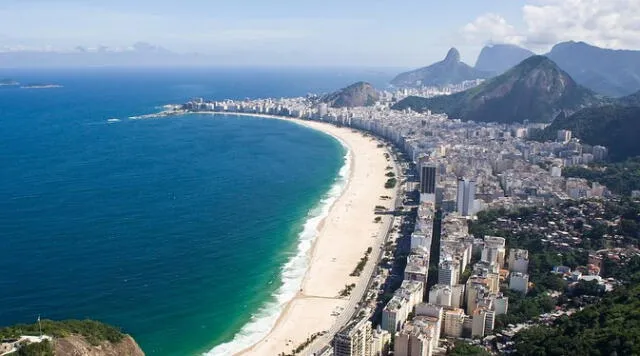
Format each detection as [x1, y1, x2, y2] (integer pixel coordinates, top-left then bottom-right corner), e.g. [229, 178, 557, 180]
[494, 291, 556, 329]
[563, 157, 640, 194]
[278, 331, 324, 356]
[543, 105, 640, 161]
[546, 41, 640, 97]
[470, 206, 586, 292]
[472, 203, 640, 355]
[339, 283, 356, 297]
[384, 178, 397, 189]
[447, 341, 491, 355]
[350, 247, 372, 276]
[392, 56, 606, 123]
[385, 172, 396, 177]
[321, 81, 379, 108]
[513, 283, 640, 356]
[0, 320, 124, 346]
[16, 340, 54, 356]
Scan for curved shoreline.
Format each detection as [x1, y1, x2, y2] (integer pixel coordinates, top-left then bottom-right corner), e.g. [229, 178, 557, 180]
[131, 112, 396, 355]
[204, 115, 353, 355]
[209, 114, 395, 355]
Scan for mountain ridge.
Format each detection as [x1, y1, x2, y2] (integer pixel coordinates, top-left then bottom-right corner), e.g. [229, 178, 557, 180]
[391, 55, 607, 123]
[546, 41, 640, 97]
[391, 48, 492, 88]
[543, 105, 640, 161]
[475, 44, 535, 75]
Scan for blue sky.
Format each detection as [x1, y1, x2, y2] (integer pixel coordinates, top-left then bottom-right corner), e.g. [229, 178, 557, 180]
[1, 0, 637, 66]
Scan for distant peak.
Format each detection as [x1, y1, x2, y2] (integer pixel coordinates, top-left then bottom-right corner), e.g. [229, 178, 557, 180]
[520, 55, 555, 67]
[444, 48, 461, 63]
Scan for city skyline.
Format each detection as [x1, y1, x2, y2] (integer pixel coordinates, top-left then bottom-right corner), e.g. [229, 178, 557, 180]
[1, 0, 639, 66]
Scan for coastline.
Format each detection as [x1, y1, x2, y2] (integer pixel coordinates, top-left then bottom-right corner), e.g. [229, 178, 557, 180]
[245, 117, 395, 356]
[131, 111, 397, 355]
[201, 113, 395, 355]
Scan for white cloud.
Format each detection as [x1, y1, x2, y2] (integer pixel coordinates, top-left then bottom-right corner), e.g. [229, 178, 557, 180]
[460, 13, 523, 46]
[462, 0, 640, 51]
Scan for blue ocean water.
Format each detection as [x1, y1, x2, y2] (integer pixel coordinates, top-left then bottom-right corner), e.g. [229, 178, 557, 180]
[0, 68, 393, 355]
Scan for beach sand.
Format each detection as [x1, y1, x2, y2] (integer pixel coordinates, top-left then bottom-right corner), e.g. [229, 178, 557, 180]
[237, 118, 397, 355]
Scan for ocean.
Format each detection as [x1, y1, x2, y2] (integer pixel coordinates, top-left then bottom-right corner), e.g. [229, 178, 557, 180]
[0, 67, 394, 355]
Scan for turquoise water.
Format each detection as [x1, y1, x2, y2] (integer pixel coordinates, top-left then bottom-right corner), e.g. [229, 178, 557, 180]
[0, 68, 390, 354]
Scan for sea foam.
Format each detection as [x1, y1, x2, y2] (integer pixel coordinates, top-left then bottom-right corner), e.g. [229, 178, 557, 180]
[205, 141, 351, 356]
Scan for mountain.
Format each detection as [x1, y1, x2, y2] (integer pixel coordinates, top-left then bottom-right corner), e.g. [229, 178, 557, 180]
[546, 41, 640, 97]
[619, 90, 640, 107]
[392, 56, 607, 123]
[544, 105, 640, 161]
[322, 81, 379, 108]
[474, 44, 535, 74]
[0, 319, 144, 356]
[391, 48, 492, 87]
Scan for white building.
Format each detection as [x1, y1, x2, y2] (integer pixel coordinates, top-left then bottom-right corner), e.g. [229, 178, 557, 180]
[428, 284, 452, 307]
[456, 178, 476, 216]
[482, 236, 506, 267]
[333, 317, 372, 356]
[557, 130, 572, 143]
[509, 272, 529, 294]
[443, 308, 465, 338]
[492, 294, 509, 315]
[394, 316, 438, 356]
[371, 328, 391, 356]
[415, 303, 443, 342]
[508, 249, 529, 274]
[471, 308, 495, 338]
[382, 281, 424, 332]
[410, 232, 432, 251]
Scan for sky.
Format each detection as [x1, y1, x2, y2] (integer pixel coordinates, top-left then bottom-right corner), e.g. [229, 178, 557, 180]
[1, 0, 639, 67]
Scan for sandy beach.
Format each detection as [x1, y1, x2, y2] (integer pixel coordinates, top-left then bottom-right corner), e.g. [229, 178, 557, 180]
[234, 117, 397, 355]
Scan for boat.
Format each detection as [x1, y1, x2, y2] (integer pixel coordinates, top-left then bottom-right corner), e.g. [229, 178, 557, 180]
[107, 117, 121, 123]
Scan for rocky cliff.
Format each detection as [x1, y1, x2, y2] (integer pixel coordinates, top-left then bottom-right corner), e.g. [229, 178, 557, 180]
[55, 334, 144, 356]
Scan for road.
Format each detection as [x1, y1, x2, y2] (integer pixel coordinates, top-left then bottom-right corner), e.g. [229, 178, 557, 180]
[302, 146, 404, 356]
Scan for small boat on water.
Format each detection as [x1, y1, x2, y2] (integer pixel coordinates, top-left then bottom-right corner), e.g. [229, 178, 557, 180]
[107, 117, 121, 123]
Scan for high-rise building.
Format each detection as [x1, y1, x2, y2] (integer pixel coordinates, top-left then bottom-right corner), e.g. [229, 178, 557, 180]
[443, 308, 465, 338]
[428, 284, 452, 307]
[420, 163, 437, 194]
[557, 130, 572, 143]
[471, 308, 495, 338]
[509, 272, 529, 294]
[394, 317, 438, 356]
[333, 317, 373, 356]
[456, 178, 476, 216]
[593, 145, 608, 162]
[317, 103, 329, 118]
[438, 260, 460, 286]
[508, 249, 529, 274]
[482, 236, 506, 267]
[371, 328, 391, 356]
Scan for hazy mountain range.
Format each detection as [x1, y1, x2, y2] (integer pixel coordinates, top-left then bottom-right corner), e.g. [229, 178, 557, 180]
[392, 41, 640, 98]
[390, 48, 492, 88]
[392, 56, 608, 123]
[0, 42, 217, 67]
